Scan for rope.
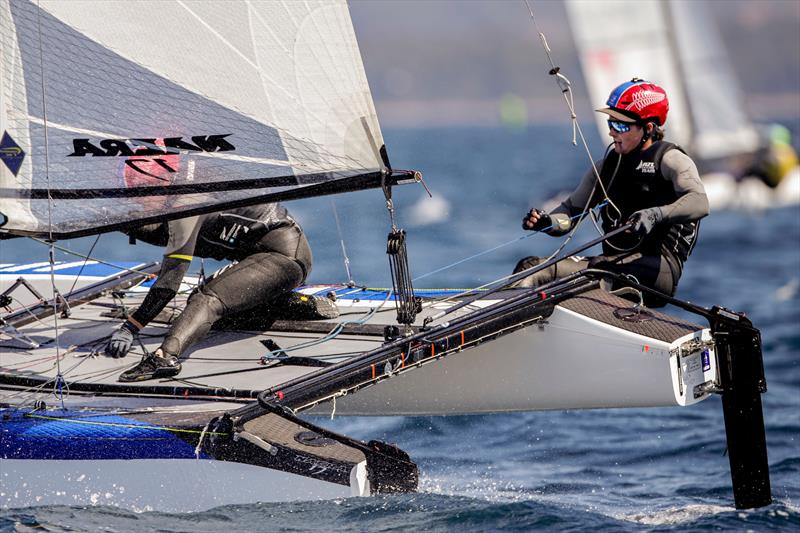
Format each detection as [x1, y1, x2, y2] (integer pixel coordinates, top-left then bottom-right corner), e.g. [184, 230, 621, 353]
[269, 289, 393, 356]
[29, 237, 158, 279]
[407, 202, 609, 316]
[156, 290, 395, 387]
[194, 420, 211, 458]
[522, 1, 623, 227]
[412, 201, 608, 284]
[330, 199, 355, 286]
[33, 0, 67, 409]
[330, 389, 347, 420]
[64, 234, 102, 297]
[24, 412, 227, 436]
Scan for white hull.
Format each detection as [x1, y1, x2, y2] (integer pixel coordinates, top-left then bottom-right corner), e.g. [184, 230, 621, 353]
[0, 458, 364, 512]
[307, 305, 716, 416]
[703, 167, 800, 212]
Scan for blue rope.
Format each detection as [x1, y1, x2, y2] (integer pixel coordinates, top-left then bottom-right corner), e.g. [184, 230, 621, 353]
[262, 292, 392, 360]
[412, 201, 608, 282]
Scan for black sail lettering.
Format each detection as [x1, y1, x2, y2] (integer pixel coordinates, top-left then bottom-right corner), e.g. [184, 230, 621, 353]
[99, 139, 134, 156]
[68, 139, 106, 157]
[192, 134, 235, 152]
[131, 139, 167, 156]
[163, 137, 203, 152]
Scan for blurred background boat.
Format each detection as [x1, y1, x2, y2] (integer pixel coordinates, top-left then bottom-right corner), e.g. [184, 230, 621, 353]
[565, 0, 799, 211]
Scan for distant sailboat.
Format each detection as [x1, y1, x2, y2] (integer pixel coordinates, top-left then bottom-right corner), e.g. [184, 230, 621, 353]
[564, 0, 799, 209]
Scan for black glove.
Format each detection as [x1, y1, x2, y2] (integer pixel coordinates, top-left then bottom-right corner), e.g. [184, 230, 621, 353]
[522, 208, 553, 232]
[105, 321, 137, 358]
[627, 207, 663, 236]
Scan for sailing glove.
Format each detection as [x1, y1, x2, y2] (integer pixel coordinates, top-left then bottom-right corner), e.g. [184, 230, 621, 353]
[627, 207, 663, 236]
[522, 208, 552, 232]
[105, 320, 138, 358]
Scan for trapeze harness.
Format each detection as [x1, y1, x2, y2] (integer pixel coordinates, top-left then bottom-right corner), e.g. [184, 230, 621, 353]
[127, 203, 312, 358]
[514, 142, 701, 302]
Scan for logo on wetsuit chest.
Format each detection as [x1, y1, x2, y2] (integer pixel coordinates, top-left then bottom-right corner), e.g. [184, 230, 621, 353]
[635, 160, 656, 173]
[220, 223, 249, 244]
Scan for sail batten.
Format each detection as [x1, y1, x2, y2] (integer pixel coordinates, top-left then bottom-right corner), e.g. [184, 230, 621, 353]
[0, 0, 389, 238]
[0, 169, 417, 240]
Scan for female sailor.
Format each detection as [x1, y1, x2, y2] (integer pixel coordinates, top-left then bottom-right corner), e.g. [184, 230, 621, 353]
[514, 79, 709, 304]
[105, 203, 312, 382]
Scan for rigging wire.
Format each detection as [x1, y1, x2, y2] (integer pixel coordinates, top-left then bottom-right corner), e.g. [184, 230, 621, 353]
[404, 1, 634, 319]
[35, 0, 66, 408]
[412, 201, 608, 284]
[29, 237, 158, 279]
[329, 199, 355, 286]
[65, 234, 102, 297]
[522, 0, 623, 225]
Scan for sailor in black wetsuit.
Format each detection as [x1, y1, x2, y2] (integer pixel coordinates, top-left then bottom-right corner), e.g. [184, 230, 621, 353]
[514, 79, 709, 303]
[105, 203, 311, 382]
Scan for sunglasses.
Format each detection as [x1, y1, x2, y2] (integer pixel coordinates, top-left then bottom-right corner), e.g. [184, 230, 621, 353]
[608, 120, 632, 133]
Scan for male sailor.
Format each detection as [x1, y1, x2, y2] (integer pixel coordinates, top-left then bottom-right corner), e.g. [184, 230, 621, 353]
[514, 79, 709, 304]
[105, 204, 312, 382]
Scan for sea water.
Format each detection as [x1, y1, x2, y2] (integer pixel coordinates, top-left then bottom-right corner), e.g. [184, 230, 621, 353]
[1, 125, 798, 531]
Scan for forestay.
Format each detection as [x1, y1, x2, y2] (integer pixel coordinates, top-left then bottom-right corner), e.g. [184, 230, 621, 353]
[0, 0, 387, 238]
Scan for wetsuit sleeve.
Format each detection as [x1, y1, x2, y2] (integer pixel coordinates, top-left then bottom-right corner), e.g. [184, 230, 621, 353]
[547, 159, 604, 236]
[658, 150, 710, 223]
[129, 217, 201, 328]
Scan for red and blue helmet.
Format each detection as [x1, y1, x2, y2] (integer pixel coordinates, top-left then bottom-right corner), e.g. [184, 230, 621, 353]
[596, 78, 669, 126]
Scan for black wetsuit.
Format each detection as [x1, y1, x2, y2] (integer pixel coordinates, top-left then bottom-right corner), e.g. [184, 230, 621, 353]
[513, 142, 709, 304]
[127, 203, 311, 357]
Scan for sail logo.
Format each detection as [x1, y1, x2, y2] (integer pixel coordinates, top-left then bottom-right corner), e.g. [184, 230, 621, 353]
[67, 134, 235, 179]
[635, 161, 656, 173]
[68, 135, 235, 157]
[0, 131, 25, 176]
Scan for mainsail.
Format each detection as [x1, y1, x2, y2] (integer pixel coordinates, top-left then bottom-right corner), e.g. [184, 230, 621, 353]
[0, 0, 397, 238]
[564, 0, 758, 163]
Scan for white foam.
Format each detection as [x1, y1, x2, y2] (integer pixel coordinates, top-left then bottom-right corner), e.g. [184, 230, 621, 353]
[409, 194, 450, 226]
[775, 278, 799, 302]
[617, 503, 734, 525]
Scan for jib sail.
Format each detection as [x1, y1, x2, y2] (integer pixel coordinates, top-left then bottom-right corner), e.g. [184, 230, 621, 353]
[0, 0, 392, 238]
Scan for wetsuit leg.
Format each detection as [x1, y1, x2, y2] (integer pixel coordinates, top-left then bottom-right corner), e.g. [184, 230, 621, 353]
[253, 224, 312, 278]
[511, 255, 591, 288]
[590, 253, 675, 296]
[161, 252, 304, 358]
[161, 225, 312, 358]
[512, 252, 676, 307]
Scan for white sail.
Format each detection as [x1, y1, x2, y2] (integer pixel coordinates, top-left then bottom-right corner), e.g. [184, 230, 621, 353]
[669, 0, 759, 160]
[0, 0, 387, 237]
[565, 0, 758, 162]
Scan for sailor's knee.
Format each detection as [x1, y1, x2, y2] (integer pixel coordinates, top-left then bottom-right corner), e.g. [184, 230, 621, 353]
[513, 256, 542, 274]
[588, 256, 612, 269]
[192, 289, 227, 314]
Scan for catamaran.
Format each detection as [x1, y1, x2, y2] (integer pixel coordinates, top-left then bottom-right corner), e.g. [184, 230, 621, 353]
[1, 0, 770, 512]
